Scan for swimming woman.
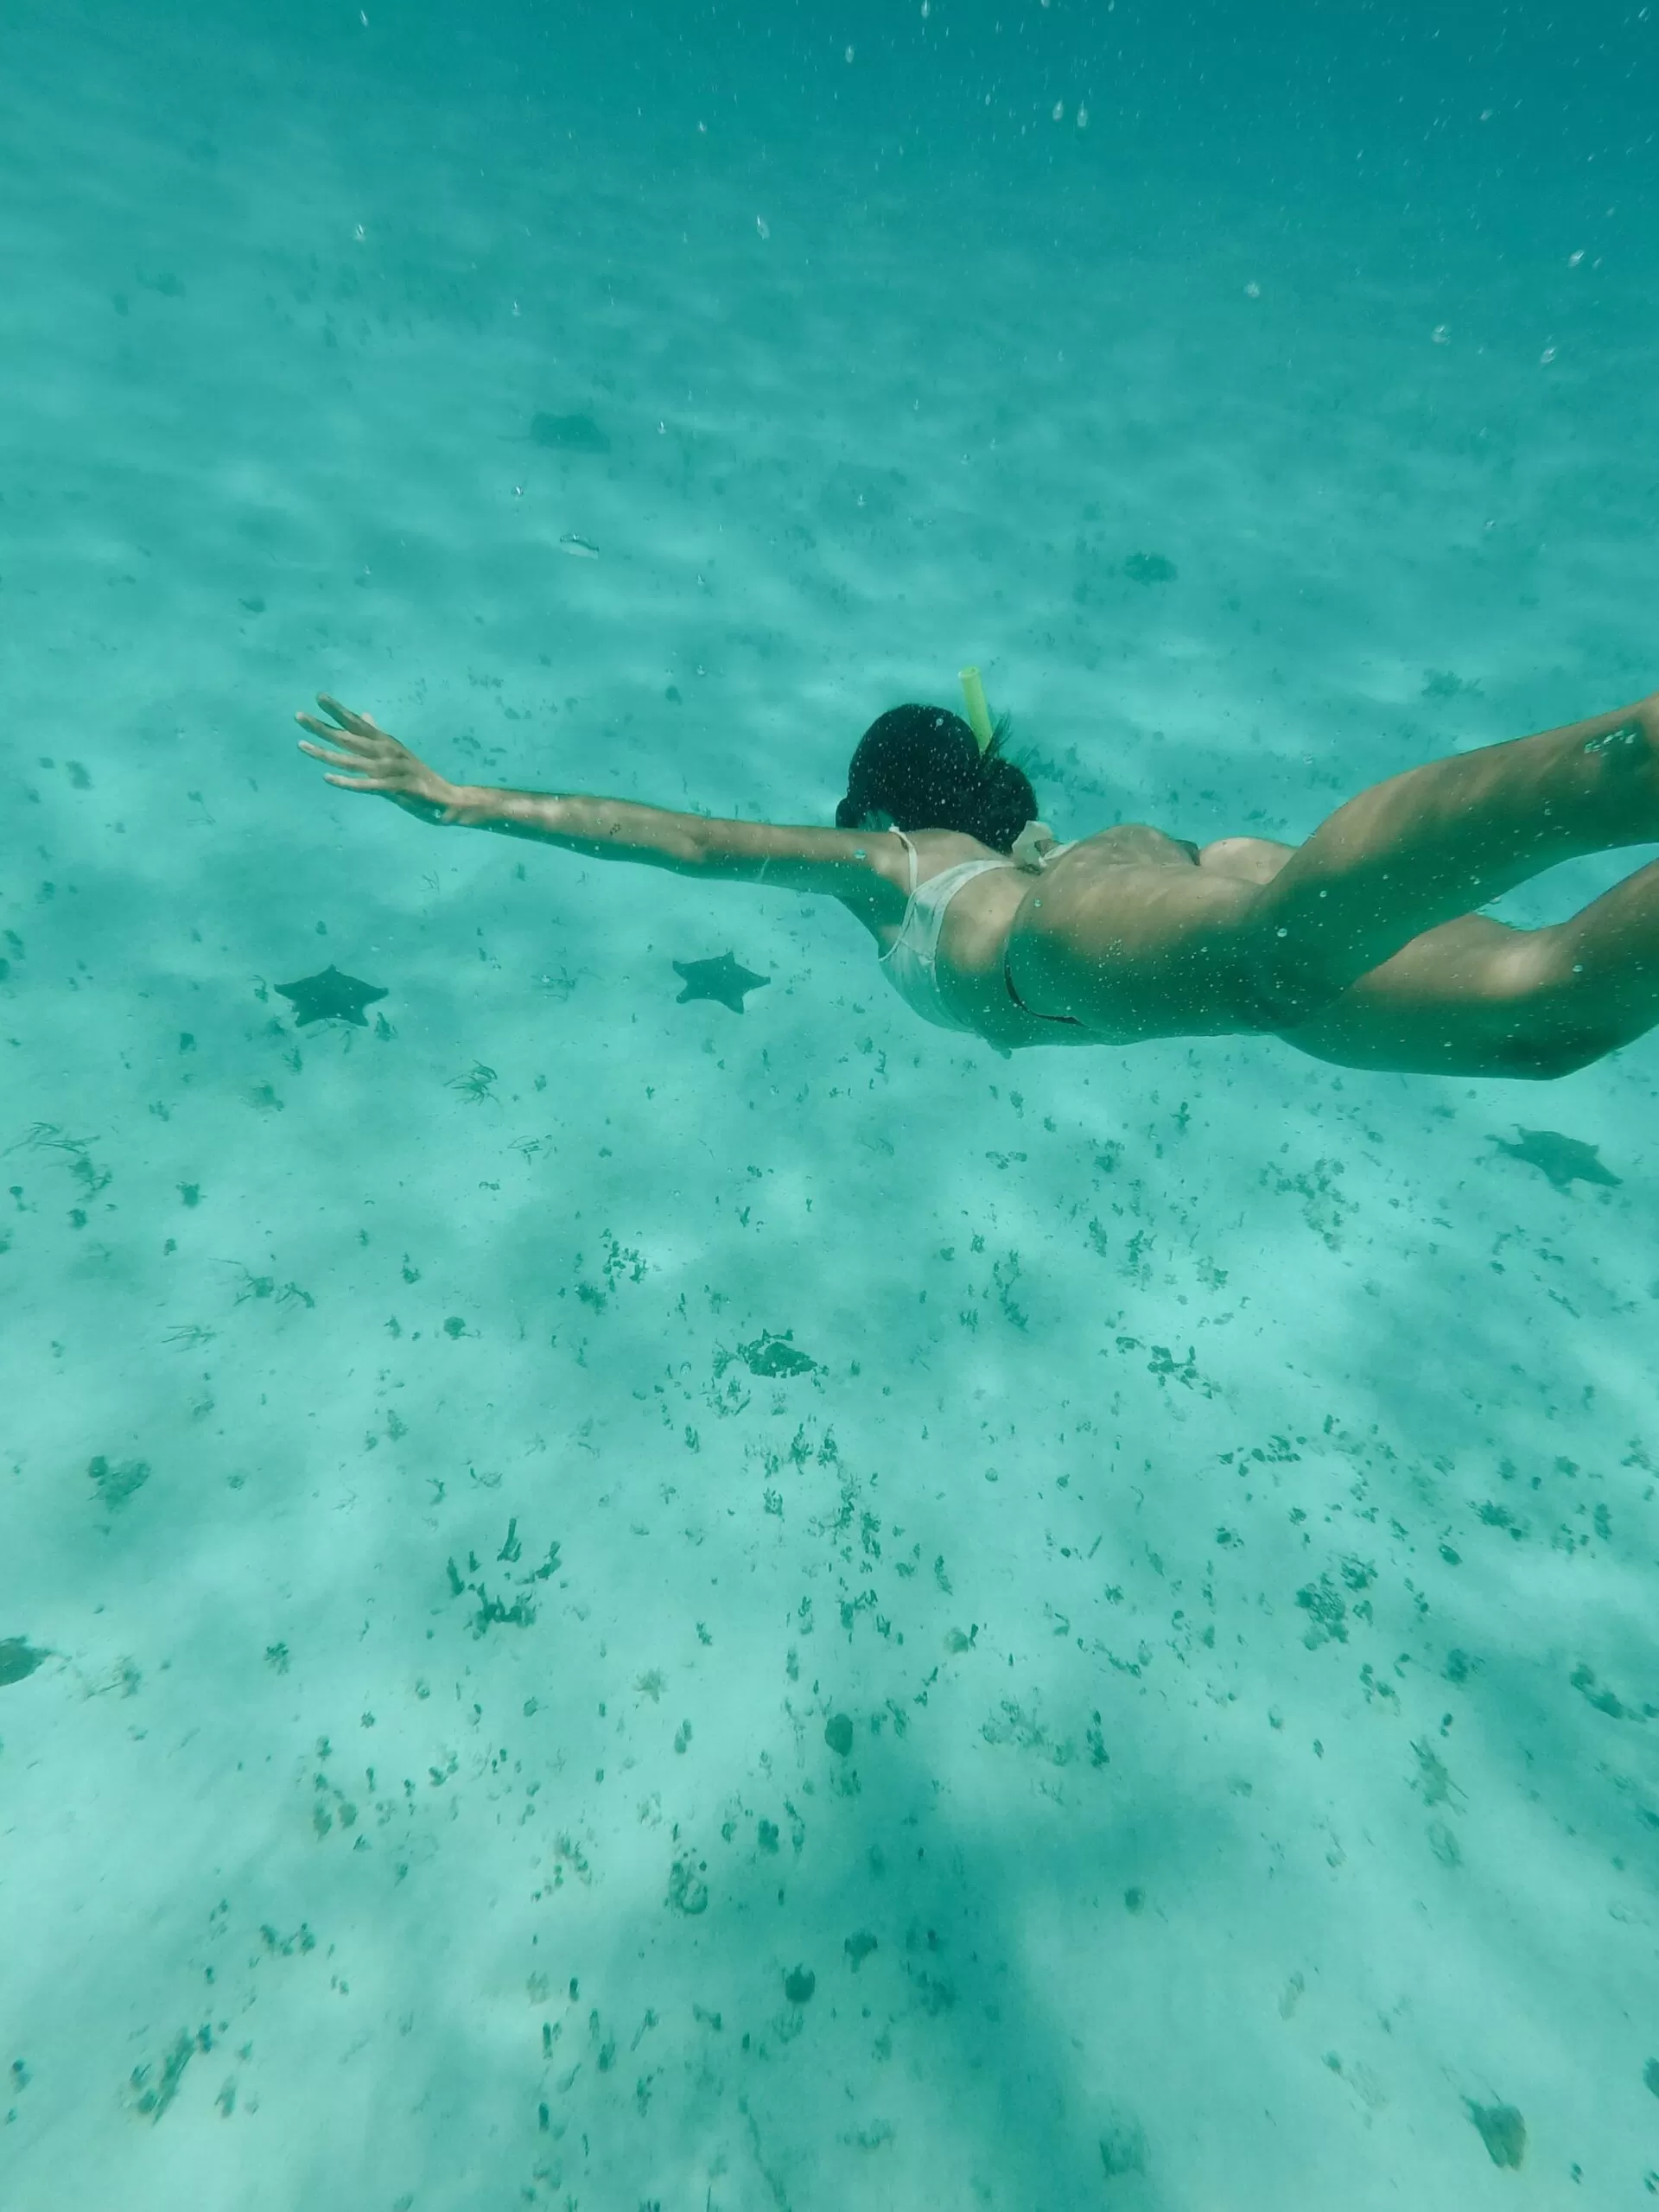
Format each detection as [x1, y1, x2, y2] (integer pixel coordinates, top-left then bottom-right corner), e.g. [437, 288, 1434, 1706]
[296, 683, 1659, 1079]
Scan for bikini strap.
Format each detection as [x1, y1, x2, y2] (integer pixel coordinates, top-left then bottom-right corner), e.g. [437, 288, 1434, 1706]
[890, 828, 919, 893]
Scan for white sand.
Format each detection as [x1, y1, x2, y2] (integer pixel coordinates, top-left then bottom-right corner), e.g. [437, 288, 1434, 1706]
[3, 5, 1656, 2207]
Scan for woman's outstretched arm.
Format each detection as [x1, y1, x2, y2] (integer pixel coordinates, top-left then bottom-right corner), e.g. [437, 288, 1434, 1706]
[296, 694, 905, 908]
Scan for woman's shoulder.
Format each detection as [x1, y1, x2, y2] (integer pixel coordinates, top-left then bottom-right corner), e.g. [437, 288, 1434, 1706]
[906, 827, 1007, 870]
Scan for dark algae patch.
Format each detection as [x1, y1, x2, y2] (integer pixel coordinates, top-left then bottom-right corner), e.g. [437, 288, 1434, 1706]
[443, 1522, 561, 1637]
[782, 1965, 816, 2005]
[1569, 1663, 1656, 1721]
[667, 1856, 709, 1915]
[1295, 1572, 1349, 1647]
[1123, 551, 1177, 584]
[1099, 2116, 1147, 2177]
[748, 1332, 817, 1377]
[729, 1331, 818, 1379]
[1465, 2099, 1526, 2168]
[128, 2029, 205, 2122]
[823, 1712, 854, 1756]
[0, 1637, 47, 1687]
[89, 1454, 149, 1509]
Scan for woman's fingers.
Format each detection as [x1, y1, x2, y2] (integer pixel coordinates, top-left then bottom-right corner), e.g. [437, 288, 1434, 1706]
[314, 692, 384, 736]
[296, 713, 380, 751]
[296, 715, 363, 747]
[296, 694, 430, 806]
[299, 741, 368, 771]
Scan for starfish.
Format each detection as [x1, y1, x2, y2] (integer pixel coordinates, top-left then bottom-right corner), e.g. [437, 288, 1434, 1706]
[672, 952, 770, 1014]
[738, 1332, 818, 1377]
[276, 965, 388, 1028]
[1490, 1127, 1620, 1192]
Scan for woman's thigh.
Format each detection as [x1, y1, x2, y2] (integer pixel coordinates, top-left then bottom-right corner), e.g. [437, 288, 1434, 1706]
[1281, 916, 1588, 1077]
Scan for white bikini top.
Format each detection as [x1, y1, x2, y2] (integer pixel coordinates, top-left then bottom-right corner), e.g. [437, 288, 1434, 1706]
[877, 826, 1071, 1033]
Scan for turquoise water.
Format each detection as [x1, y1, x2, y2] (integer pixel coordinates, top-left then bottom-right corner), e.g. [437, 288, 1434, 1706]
[3, 3, 1657, 2205]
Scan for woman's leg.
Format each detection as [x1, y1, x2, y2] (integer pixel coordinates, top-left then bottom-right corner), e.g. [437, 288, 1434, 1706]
[1237, 694, 1659, 1025]
[1005, 696, 1659, 1045]
[1284, 855, 1659, 1078]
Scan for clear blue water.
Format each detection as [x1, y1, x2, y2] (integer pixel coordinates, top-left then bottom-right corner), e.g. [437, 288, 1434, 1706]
[3, 3, 1657, 2205]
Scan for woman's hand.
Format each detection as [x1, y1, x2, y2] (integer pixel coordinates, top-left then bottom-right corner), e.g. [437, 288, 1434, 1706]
[296, 695, 463, 823]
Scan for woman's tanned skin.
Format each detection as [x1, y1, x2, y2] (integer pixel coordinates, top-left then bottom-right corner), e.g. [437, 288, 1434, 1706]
[297, 690, 1659, 1079]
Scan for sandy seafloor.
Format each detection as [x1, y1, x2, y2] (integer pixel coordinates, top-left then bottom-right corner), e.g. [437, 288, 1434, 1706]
[3, 3, 1658, 2207]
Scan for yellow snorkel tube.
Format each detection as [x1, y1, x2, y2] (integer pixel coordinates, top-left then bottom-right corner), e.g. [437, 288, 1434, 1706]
[964, 664, 1053, 866]
[959, 664, 995, 753]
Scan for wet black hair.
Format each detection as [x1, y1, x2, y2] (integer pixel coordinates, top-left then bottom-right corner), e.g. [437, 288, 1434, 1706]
[835, 704, 1037, 854]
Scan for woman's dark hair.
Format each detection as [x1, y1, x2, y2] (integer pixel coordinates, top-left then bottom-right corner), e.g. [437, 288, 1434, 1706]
[835, 704, 1037, 854]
